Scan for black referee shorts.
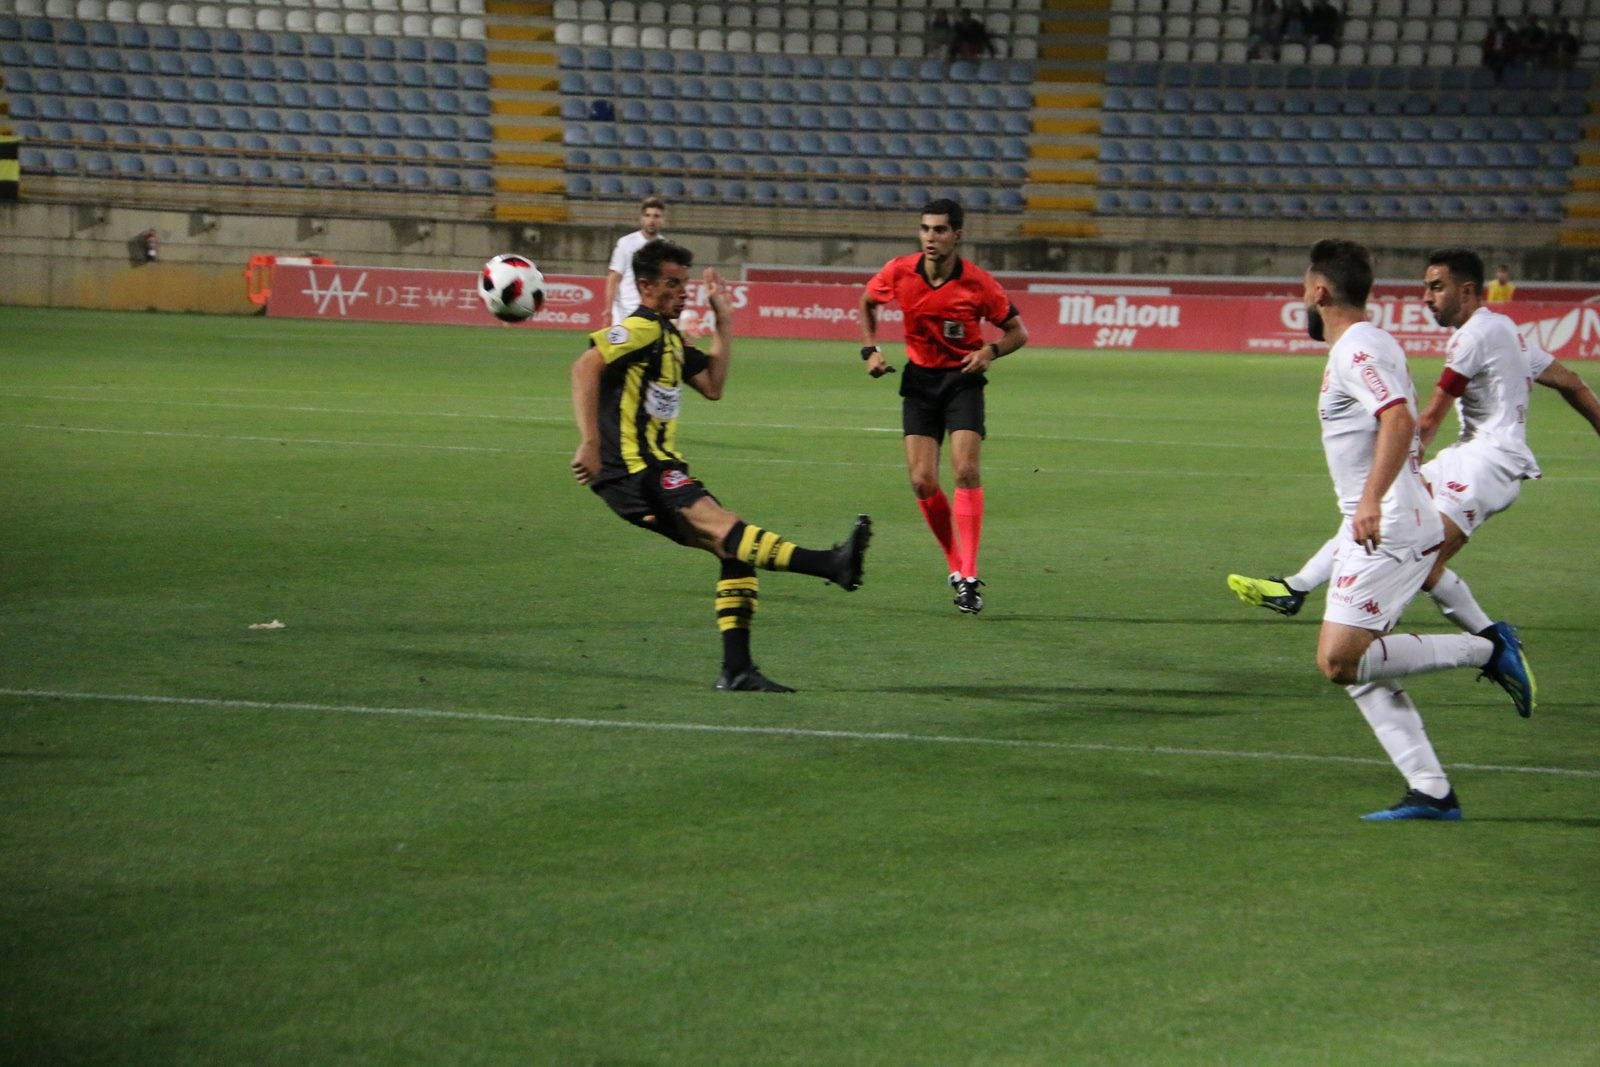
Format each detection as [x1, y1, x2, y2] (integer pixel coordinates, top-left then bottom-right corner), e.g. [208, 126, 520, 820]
[899, 362, 987, 442]
[591, 462, 718, 545]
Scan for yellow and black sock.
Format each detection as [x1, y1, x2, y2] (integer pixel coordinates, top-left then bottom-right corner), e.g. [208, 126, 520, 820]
[716, 559, 758, 673]
[722, 521, 833, 579]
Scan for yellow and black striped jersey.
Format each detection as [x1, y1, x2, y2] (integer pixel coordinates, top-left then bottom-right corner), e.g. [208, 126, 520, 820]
[587, 307, 711, 481]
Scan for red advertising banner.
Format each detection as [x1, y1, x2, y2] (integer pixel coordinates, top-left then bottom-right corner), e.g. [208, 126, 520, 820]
[266, 263, 1600, 361]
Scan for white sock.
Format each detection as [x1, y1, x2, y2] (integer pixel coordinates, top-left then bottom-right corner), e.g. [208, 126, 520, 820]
[1346, 683, 1451, 798]
[1287, 536, 1339, 593]
[1355, 632, 1493, 683]
[1427, 569, 1493, 634]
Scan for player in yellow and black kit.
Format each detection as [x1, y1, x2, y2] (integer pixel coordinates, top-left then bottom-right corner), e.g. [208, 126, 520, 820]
[570, 239, 872, 692]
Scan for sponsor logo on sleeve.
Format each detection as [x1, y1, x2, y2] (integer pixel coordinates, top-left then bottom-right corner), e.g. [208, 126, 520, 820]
[606, 326, 630, 346]
[1359, 366, 1390, 401]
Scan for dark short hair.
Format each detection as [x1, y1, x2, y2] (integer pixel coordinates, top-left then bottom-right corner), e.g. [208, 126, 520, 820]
[1428, 248, 1485, 291]
[922, 198, 964, 231]
[1308, 238, 1373, 307]
[633, 238, 692, 283]
[640, 196, 666, 213]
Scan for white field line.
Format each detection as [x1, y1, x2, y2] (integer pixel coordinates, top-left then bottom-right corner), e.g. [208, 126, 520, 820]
[0, 422, 1335, 478]
[0, 392, 1304, 451]
[2, 687, 1595, 779]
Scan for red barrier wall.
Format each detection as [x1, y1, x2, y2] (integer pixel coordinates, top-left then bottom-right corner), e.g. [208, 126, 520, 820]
[265, 263, 1600, 361]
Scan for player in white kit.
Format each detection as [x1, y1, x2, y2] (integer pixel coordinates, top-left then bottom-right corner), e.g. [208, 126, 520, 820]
[1230, 248, 1600, 646]
[1277, 241, 1535, 821]
[604, 196, 667, 327]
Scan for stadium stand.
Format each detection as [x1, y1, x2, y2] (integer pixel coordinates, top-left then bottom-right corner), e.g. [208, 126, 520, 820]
[0, 0, 492, 206]
[1, 0, 1596, 243]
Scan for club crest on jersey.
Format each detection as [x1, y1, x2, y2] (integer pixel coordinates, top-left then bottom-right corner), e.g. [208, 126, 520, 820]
[606, 325, 630, 346]
[941, 320, 965, 340]
[1359, 366, 1390, 401]
[660, 469, 693, 490]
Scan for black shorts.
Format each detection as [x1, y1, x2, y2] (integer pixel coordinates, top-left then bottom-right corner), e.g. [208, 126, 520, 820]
[591, 463, 717, 545]
[899, 362, 987, 442]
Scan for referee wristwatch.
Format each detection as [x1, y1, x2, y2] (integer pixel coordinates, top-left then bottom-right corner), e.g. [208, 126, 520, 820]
[860, 345, 880, 360]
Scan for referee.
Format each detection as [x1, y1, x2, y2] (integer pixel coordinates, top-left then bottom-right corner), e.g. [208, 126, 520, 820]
[857, 198, 1028, 614]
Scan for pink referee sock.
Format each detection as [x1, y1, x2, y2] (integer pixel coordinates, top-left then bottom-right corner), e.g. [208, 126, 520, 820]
[917, 490, 962, 575]
[953, 486, 984, 579]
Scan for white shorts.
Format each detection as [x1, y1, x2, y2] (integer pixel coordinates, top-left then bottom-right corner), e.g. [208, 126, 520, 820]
[1421, 443, 1525, 538]
[1323, 534, 1437, 632]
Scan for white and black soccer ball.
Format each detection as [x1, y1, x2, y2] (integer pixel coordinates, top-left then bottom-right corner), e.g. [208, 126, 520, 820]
[479, 253, 546, 322]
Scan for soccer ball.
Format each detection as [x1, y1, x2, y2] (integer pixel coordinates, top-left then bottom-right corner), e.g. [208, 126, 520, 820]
[479, 254, 545, 322]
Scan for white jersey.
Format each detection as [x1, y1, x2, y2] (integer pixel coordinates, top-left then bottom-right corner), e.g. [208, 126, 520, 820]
[1440, 306, 1554, 479]
[608, 229, 658, 326]
[1319, 321, 1441, 552]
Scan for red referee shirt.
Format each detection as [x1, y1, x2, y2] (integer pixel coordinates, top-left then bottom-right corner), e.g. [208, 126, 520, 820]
[865, 253, 1018, 370]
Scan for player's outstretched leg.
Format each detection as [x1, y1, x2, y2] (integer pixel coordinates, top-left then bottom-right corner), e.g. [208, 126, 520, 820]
[1477, 621, 1536, 718]
[1361, 788, 1463, 822]
[1226, 574, 1307, 616]
[721, 515, 872, 592]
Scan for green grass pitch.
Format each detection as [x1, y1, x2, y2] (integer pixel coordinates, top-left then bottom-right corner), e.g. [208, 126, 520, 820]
[2, 307, 1597, 1064]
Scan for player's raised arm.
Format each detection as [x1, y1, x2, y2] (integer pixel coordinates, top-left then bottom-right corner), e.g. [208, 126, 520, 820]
[1535, 359, 1600, 438]
[687, 267, 732, 401]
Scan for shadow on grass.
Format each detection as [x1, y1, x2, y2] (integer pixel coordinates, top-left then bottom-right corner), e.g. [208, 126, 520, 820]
[1464, 816, 1600, 828]
[856, 684, 1244, 714]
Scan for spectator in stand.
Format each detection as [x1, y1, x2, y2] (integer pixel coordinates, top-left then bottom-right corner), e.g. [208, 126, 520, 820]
[1549, 19, 1580, 68]
[1482, 16, 1516, 83]
[1248, 0, 1283, 59]
[1280, 0, 1309, 42]
[1309, 0, 1341, 46]
[1485, 264, 1515, 303]
[1515, 15, 1546, 66]
[949, 9, 996, 60]
[927, 11, 954, 59]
